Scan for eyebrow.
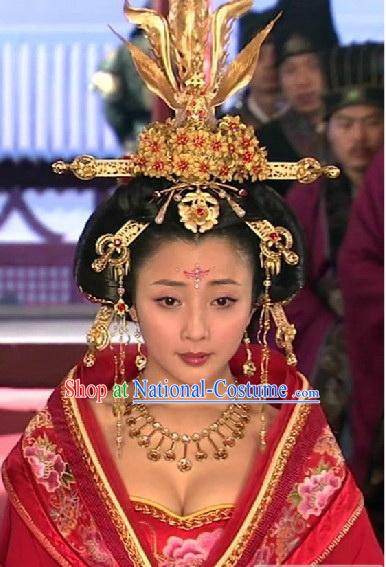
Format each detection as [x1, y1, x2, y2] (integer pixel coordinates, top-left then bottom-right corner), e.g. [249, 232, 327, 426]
[151, 278, 241, 286]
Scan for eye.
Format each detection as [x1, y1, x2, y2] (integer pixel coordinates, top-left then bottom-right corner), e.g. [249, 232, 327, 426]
[155, 297, 181, 308]
[213, 297, 237, 308]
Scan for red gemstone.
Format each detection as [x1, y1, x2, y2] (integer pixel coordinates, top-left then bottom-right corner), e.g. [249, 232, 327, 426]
[243, 152, 253, 162]
[114, 239, 122, 246]
[239, 189, 248, 197]
[270, 232, 279, 240]
[117, 302, 126, 312]
[196, 208, 206, 216]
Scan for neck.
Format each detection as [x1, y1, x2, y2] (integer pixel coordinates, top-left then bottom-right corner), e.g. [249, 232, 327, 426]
[345, 168, 364, 194]
[302, 108, 324, 127]
[248, 90, 278, 119]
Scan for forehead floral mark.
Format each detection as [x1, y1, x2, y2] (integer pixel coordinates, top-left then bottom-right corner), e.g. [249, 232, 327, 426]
[183, 265, 211, 289]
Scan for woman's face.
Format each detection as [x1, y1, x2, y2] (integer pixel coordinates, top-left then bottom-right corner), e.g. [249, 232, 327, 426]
[132, 237, 255, 384]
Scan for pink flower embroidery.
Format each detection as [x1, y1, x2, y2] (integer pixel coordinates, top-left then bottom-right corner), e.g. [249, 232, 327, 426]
[296, 469, 342, 520]
[160, 528, 223, 566]
[246, 543, 275, 566]
[24, 444, 66, 492]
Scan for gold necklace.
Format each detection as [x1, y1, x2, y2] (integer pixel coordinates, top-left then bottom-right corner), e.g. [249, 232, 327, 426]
[124, 399, 251, 472]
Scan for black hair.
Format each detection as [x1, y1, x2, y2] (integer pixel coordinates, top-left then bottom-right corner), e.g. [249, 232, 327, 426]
[74, 176, 305, 317]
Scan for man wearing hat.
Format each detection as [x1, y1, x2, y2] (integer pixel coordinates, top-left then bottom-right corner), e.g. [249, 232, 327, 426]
[285, 42, 384, 458]
[257, 0, 339, 195]
[91, 28, 153, 152]
[226, 9, 285, 131]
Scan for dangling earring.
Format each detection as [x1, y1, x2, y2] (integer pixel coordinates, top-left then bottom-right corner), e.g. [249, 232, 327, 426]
[134, 322, 142, 341]
[112, 352, 125, 456]
[242, 331, 256, 377]
[270, 303, 297, 367]
[257, 270, 272, 450]
[83, 306, 114, 367]
[113, 273, 129, 456]
[130, 310, 147, 372]
[135, 342, 147, 371]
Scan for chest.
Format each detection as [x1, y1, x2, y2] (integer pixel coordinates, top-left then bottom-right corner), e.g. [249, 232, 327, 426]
[91, 401, 276, 516]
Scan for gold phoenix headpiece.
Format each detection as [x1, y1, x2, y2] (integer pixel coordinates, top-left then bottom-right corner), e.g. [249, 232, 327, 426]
[53, 0, 340, 368]
[53, 0, 339, 189]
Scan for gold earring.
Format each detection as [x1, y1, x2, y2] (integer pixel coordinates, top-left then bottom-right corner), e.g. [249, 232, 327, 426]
[242, 331, 256, 377]
[135, 342, 147, 371]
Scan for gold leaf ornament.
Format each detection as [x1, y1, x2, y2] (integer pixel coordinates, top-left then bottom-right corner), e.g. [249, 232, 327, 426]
[209, 0, 252, 90]
[212, 11, 282, 107]
[124, 1, 177, 90]
[125, 40, 178, 109]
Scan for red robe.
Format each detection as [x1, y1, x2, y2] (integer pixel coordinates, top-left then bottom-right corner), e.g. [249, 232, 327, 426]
[0, 345, 382, 566]
[338, 148, 384, 485]
[285, 178, 336, 379]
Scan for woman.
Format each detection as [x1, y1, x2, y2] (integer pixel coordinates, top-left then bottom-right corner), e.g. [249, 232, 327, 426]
[0, 1, 383, 565]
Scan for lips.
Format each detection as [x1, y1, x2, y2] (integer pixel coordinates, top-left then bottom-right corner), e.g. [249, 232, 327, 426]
[178, 353, 211, 366]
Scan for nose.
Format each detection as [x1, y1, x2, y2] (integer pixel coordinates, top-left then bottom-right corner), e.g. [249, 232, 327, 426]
[351, 121, 367, 143]
[181, 304, 209, 342]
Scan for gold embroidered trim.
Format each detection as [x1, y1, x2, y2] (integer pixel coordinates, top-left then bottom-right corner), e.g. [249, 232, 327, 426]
[214, 373, 311, 566]
[311, 496, 365, 565]
[2, 469, 73, 567]
[131, 496, 234, 529]
[61, 379, 152, 567]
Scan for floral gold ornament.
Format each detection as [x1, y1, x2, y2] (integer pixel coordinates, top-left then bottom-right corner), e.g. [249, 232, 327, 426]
[177, 189, 220, 233]
[53, 127, 339, 186]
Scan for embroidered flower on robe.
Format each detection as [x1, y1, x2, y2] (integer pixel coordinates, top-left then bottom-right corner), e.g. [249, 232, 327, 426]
[79, 524, 117, 566]
[246, 543, 275, 566]
[159, 527, 223, 566]
[314, 426, 345, 464]
[24, 436, 74, 492]
[294, 468, 342, 520]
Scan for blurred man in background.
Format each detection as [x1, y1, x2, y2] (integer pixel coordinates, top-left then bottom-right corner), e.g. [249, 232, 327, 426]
[286, 42, 384, 457]
[91, 28, 152, 152]
[339, 147, 384, 543]
[226, 9, 284, 130]
[258, 0, 339, 195]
